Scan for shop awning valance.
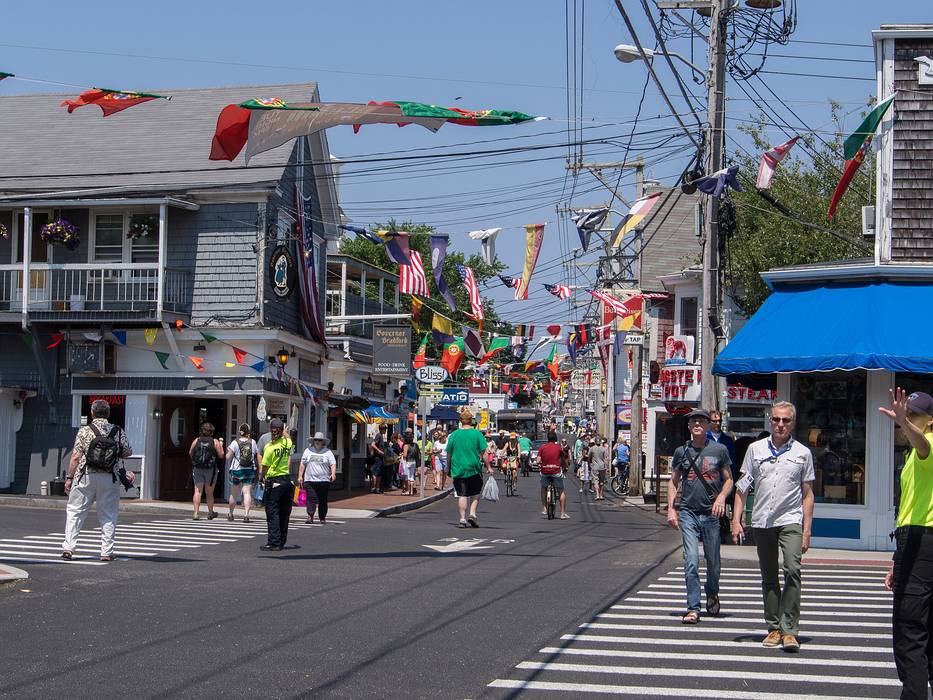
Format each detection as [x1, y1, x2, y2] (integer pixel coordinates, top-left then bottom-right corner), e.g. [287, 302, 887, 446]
[713, 281, 933, 375]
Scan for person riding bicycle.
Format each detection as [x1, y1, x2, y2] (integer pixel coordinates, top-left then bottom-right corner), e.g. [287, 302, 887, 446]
[517, 431, 533, 475]
[539, 431, 570, 519]
[503, 432, 520, 492]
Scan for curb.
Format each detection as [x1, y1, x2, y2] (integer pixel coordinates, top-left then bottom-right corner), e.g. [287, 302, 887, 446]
[375, 487, 452, 517]
[0, 495, 177, 516]
[0, 563, 29, 583]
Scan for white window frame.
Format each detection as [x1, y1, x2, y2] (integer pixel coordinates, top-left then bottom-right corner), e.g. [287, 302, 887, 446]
[88, 209, 160, 268]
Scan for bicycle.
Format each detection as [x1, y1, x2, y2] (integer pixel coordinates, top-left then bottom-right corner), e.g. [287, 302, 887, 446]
[609, 462, 631, 497]
[504, 462, 515, 497]
[519, 452, 530, 478]
[543, 474, 558, 520]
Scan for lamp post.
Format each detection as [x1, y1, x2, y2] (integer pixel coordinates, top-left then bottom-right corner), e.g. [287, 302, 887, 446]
[612, 43, 705, 79]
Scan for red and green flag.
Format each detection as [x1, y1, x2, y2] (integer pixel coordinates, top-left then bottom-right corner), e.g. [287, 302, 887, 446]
[412, 333, 429, 369]
[440, 337, 466, 376]
[843, 94, 895, 160]
[480, 337, 510, 364]
[546, 344, 560, 380]
[0, 72, 13, 81]
[61, 88, 170, 117]
[828, 140, 870, 220]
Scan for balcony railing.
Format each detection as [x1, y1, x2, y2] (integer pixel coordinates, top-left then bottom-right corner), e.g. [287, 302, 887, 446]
[325, 290, 399, 338]
[0, 263, 190, 318]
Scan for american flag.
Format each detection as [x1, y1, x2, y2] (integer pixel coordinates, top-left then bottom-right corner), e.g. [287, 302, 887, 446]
[456, 264, 484, 321]
[587, 289, 638, 317]
[400, 250, 430, 296]
[295, 184, 326, 344]
[544, 283, 572, 300]
[499, 274, 520, 290]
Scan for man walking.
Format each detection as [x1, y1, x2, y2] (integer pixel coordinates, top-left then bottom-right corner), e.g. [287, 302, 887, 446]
[61, 399, 133, 562]
[258, 418, 294, 552]
[589, 437, 610, 501]
[445, 409, 490, 528]
[732, 401, 814, 652]
[667, 409, 733, 624]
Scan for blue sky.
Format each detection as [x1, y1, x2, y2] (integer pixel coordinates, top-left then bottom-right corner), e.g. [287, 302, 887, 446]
[1, 1, 929, 327]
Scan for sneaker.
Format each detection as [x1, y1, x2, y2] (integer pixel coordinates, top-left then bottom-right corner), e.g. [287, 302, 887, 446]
[243, 517, 251, 523]
[192, 515, 201, 521]
[61, 551, 73, 560]
[207, 511, 218, 520]
[467, 515, 479, 528]
[305, 517, 314, 524]
[99, 555, 115, 562]
[458, 519, 469, 528]
[761, 630, 783, 648]
[782, 634, 800, 653]
[560, 513, 571, 520]
[259, 544, 283, 552]
[227, 514, 234, 521]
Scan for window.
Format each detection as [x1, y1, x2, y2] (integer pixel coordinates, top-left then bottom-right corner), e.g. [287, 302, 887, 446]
[794, 371, 867, 505]
[92, 212, 160, 266]
[679, 297, 698, 339]
[94, 214, 124, 262]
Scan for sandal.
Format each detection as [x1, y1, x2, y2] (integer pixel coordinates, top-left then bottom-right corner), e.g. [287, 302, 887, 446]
[682, 611, 700, 624]
[61, 551, 73, 560]
[707, 596, 721, 616]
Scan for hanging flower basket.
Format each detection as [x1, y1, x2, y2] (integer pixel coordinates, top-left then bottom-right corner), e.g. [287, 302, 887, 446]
[127, 213, 158, 240]
[39, 218, 80, 250]
[0, 222, 7, 240]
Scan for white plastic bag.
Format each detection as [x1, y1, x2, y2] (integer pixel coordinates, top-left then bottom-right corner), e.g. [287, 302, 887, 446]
[481, 475, 499, 502]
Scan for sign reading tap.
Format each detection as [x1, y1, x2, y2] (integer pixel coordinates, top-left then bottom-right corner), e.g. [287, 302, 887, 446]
[414, 366, 449, 384]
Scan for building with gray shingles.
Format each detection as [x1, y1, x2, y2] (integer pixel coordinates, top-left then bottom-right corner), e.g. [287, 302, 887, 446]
[0, 83, 342, 500]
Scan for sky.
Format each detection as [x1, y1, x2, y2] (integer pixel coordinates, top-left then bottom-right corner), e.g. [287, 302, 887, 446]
[1, 1, 930, 330]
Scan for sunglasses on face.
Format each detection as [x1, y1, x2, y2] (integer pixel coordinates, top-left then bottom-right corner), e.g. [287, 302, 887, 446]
[770, 416, 793, 424]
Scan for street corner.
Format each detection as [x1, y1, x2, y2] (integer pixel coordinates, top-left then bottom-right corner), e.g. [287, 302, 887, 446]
[0, 562, 29, 587]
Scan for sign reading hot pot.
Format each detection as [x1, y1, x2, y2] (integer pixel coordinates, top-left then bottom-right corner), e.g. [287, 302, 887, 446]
[372, 326, 412, 376]
[659, 364, 701, 402]
[414, 366, 449, 384]
[269, 245, 297, 300]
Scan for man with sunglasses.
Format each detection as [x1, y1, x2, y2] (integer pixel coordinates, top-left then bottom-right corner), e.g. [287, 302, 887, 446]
[258, 418, 295, 552]
[732, 401, 815, 653]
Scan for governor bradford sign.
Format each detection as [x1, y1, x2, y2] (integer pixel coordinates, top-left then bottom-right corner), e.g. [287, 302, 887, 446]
[372, 326, 412, 376]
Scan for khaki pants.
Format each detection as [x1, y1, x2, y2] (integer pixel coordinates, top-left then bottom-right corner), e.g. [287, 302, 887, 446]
[62, 472, 121, 557]
[753, 524, 803, 637]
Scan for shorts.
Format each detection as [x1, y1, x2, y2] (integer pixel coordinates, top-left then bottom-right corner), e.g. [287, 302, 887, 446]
[192, 467, 217, 487]
[434, 455, 448, 473]
[453, 473, 483, 497]
[540, 473, 565, 493]
[230, 469, 257, 486]
[371, 460, 384, 477]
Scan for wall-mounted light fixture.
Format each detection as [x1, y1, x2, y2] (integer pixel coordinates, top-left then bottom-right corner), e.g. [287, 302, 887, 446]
[193, 343, 207, 353]
[276, 346, 290, 366]
[152, 408, 163, 420]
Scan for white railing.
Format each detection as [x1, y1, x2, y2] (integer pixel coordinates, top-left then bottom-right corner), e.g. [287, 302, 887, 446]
[0, 263, 190, 315]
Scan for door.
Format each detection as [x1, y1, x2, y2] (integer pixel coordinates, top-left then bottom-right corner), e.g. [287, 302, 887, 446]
[15, 212, 50, 309]
[159, 397, 196, 501]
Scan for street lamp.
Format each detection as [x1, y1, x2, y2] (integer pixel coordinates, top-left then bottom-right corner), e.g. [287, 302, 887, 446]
[613, 43, 705, 79]
[275, 347, 290, 367]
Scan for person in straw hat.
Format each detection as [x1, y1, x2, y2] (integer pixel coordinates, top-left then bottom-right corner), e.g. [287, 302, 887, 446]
[299, 431, 337, 525]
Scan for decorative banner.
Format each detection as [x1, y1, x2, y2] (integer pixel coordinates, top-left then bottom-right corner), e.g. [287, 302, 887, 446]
[456, 264, 484, 322]
[544, 283, 572, 300]
[61, 88, 169, 116]
[431, 314, 454, 345]
[467, 227, 501, 265]
[111, 330, 127, 346]
[413, 333, 429, 369]
[377, 230, 412, 267]
[400, 250, 430, 297]
[154, 351, 170, 369]
[144, 328, 158, 346]
[429, 235, 457, 312]
[410, 296, 425, 331]
[46, 333, 65, 349]
[694, 165, 742, 198]
[83, 332, 103, 342]
[463, 328, 485, 358]
[269, 244, 297, 300]
[612, 192, 663, 247]
[515, 224, 545, 300]
[295, 183, 327, 345]
[572, 208, 608, 252]
[440, 337, 466, 376]
[250, 360, 266, 373]
[756, 135, 799, 190]
[200, 331, 218, 343]
[232, 347, 248, 364]
[547, 324, 562, 336]
[189, 356, 205, 371]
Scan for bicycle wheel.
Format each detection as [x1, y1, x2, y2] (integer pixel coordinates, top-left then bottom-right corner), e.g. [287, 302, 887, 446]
[506, 471, 514, 497]
[546, 484, 557, 519]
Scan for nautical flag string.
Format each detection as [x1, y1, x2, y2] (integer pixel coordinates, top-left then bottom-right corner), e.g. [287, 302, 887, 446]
[400, 250, 430, 296]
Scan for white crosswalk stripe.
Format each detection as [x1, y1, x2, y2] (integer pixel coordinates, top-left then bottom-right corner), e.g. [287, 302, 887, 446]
[487, 564, 900, 698]
[0, 517, 322, 565]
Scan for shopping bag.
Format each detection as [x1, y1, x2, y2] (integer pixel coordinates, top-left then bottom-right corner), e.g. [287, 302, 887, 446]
[297, 487, 307, 507]
[293, 485, 303, 505]
[253, 482, 265, 503]
[481, 476, 499, 502]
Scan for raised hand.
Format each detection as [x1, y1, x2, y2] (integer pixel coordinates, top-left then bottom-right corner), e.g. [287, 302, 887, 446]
[879, 387, 909, 426]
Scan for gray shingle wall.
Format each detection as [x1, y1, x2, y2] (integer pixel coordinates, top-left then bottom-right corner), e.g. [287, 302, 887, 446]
[892, 38, 933, 260]
[639, 186, 702, 291]
[168, 203, 261, 326]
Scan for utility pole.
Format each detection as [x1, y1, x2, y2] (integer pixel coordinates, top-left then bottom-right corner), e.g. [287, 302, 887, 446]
[700, 0, 728, 415]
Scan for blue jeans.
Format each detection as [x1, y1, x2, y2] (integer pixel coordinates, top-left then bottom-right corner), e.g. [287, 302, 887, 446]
[680, 509, 721, 613]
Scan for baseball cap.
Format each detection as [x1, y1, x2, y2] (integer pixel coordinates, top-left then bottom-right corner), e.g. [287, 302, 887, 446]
[907, 392, 933, 416]
[269, 418, 284, 430]
[685, 409, 711, 421]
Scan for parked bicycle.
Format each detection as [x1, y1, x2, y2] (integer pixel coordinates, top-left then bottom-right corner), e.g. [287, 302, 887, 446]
[609, 462, 631, 497]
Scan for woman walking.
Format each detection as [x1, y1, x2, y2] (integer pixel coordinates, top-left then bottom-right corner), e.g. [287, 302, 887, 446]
[226, 423, 260, 522]
[189, 422, 225, 520]
[433, 429, 449, 491]
[299, 432, 337, 524]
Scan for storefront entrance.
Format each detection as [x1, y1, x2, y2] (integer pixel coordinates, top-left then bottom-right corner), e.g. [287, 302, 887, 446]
[158, 397, 227, 501]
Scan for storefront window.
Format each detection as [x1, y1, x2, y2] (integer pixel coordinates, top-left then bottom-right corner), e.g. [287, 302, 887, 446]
[893, 373, 931, 510]
[794, 371, 867, 505]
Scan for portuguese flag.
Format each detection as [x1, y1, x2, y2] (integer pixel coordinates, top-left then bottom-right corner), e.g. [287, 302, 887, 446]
[412, 333, 429, 369]
[61, 88, 169, 117]
[843, 94, 895, 160]
[441, 337, 466, 376]
[546, 343, 560, 380]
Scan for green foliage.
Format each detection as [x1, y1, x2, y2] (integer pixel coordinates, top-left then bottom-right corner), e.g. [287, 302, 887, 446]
[726, 105, 875, 315]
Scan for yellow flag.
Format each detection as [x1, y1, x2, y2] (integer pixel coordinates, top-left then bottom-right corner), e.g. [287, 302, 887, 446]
[515, 224, 545, 300]
[410, 296, 424, 331]
[144, 327, 158, 346]
[432, 313, 454, 337]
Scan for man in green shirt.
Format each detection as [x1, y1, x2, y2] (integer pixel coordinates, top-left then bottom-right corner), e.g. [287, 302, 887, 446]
[518, 432, 533, 475]
[445, 408, 492, 528]
[258, 418, 294, 551]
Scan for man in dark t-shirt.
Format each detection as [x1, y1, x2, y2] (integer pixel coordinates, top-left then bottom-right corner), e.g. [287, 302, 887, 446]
[667, 409, 733, 624]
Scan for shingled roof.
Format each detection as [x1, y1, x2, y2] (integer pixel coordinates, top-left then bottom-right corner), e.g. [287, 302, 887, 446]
[0, 82, 319, 197]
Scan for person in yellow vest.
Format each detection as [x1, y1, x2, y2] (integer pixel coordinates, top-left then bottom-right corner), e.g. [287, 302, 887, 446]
[258, 418, 294, 552]
[881, 389, 933, 699]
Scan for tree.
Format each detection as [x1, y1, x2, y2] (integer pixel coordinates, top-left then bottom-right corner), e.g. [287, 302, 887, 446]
[724, 105, 875, 316]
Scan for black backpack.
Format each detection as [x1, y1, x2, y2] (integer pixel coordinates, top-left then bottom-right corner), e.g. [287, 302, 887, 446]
[236, 438, 254, 470]
[192, 436, 216, 469]
[85, 424, 121, 472]
[408, 441, 420, 464]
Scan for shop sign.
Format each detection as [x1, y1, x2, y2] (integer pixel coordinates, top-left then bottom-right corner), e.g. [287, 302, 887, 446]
[372, 326, 412, 376]
[664, 335, 695, 366]
[88, 394, 125, 406]
[265, 397, 288, 415]
[659, 364, 701, 402]
[727, 385, 778, 404]
[438, 388, 470, 406]
[414, 366, 448, 383]
[361, 377, 386, 399]
[269, 245, 297, 300]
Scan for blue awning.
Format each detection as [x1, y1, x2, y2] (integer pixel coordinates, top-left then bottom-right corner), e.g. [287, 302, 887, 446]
[713, 281, 933, 375]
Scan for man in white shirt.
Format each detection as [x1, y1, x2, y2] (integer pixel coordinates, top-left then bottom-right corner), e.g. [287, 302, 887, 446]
[732, 401, 815, 653]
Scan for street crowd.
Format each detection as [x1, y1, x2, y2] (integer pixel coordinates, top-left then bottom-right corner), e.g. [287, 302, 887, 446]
[57, 390, 933, 698]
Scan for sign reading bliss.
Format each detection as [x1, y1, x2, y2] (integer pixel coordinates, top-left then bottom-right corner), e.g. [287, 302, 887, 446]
[372, 326, 412, 376]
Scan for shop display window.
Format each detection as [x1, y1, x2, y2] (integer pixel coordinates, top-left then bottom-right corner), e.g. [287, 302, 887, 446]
[794, 371, 866, 505]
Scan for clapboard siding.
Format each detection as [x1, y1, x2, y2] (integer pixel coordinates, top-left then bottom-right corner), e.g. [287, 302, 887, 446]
[891, 38, 933, 260]
[639, 186, 701, 291]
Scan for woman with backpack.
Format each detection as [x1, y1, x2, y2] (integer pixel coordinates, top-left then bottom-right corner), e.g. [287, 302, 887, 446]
[188, 422, 225, 520]
[225, 423, 260, 522]
[299, 432, 337, 524]
[400, 428, 419, 496]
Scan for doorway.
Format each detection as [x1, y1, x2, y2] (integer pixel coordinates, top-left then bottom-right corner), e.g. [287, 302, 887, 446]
[158, 397, 227, 501]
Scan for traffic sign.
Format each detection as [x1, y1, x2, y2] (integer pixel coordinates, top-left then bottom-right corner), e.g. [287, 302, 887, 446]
[438, 387, 470, 406]
[414, 366, 448, 383]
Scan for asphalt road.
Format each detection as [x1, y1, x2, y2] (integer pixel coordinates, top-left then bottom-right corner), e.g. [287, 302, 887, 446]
[0, 477, 679, 699]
